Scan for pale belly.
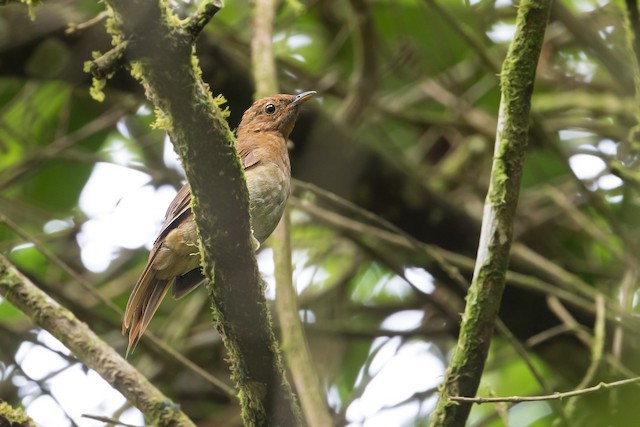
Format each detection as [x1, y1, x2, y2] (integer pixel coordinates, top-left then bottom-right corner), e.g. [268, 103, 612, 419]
[247, 162, 291, 243]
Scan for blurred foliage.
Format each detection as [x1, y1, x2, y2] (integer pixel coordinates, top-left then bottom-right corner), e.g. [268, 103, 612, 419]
[1, 0, 640, 425]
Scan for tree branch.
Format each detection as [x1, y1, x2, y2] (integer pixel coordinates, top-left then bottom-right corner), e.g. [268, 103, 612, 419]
[88, 0, 222, 80]
[0, 254, 196, 427]
[250, 0, 278, 100]
[450, 376, 640, 404]
[250, 0, 329, 424]
[101, 0, 299, 424]
[184, 0, 223, 41]
[428, 0, 553, 425]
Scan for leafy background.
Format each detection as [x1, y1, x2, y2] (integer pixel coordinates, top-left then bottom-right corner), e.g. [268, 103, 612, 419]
[1, 0, 640, 426]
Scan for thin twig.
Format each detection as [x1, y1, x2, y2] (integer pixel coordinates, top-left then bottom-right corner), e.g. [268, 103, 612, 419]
[87, 42, 128, 80]
[565, 295, 606, 417]
[545, 186, 629, 263]
[288, 195, 601, 322]
[249, 0, 332, 424]
[422, 0, 500, 72]
[547, 296, 637, 379]
[0, 107, 129, 191]
[611, 269, 636, 408]
[551, 1, 633, 92]
[65, 11, 109, 35]
[337, 0, 377, 125]
[450, 377, 640, 404]
[495, 320, 569, 426]
[81, 414, 140, 427]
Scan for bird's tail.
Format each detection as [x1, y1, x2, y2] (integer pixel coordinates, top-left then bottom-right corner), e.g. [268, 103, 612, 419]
[122, 263, 171, 356]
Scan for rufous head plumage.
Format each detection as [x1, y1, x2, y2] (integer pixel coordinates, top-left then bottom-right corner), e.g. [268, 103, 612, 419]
[237, 91, 316, 139]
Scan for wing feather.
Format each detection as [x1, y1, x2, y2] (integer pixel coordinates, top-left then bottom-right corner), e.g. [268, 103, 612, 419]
[122, 184, 191, 355]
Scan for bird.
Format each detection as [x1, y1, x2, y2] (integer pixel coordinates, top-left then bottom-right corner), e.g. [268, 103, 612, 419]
[122, 91, 316, 355]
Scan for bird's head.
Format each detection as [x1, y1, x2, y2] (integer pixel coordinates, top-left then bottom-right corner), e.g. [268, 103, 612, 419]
[237, 91, 316, 139]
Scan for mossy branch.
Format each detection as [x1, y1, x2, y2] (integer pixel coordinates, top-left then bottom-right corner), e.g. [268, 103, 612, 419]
[428, 0, 553, 426]
[184, 0, 223, 42]
[86, 1, 222, 99]
[0, 254, 196, 427]
[99, 0, 299, 424]
[85, 41, 128, 80]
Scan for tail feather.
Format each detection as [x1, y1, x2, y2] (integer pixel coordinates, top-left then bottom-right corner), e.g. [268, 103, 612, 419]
[123, 258, 171, 356]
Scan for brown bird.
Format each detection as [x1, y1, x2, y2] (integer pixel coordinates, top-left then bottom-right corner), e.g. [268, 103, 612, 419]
[122, 91, 316, 355]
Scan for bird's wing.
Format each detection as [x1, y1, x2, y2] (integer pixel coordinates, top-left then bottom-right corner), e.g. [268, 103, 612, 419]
[123, 155, 257, 354]
[239, 145, 260, 170]
[123, 184, 191, 355]
[156, 183, 192, 243]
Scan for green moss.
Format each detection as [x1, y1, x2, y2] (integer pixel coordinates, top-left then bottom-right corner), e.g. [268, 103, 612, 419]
[105, 10, 122, 46]
[54, 304, 77, 321]
[190, 49, 204, 78]
[487, 157, 508, 205]
[151, 106, 173, 131]
[213, 94, 231, 119]
[89, 77, 106, 102]
[0, 401, 34, 426]
[161, 0, 185, 27]
[129, 62, 144, 82]
[213, 93, 227, 107]
[147, 397, 183, 425]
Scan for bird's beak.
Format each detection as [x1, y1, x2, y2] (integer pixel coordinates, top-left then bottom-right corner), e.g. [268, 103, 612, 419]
[290, 91, 317, 106]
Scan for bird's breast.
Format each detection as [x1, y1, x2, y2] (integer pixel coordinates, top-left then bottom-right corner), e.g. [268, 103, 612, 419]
[246, 161, 291, 243]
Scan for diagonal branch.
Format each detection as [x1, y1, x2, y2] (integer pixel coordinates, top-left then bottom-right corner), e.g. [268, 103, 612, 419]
[100, 0, 299, 424]
[0, 254, 196, 427]
[428, 0, 553, 425]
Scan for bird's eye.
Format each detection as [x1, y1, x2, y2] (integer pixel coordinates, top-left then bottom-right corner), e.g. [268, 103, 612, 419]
[264, 104, 276, 114]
